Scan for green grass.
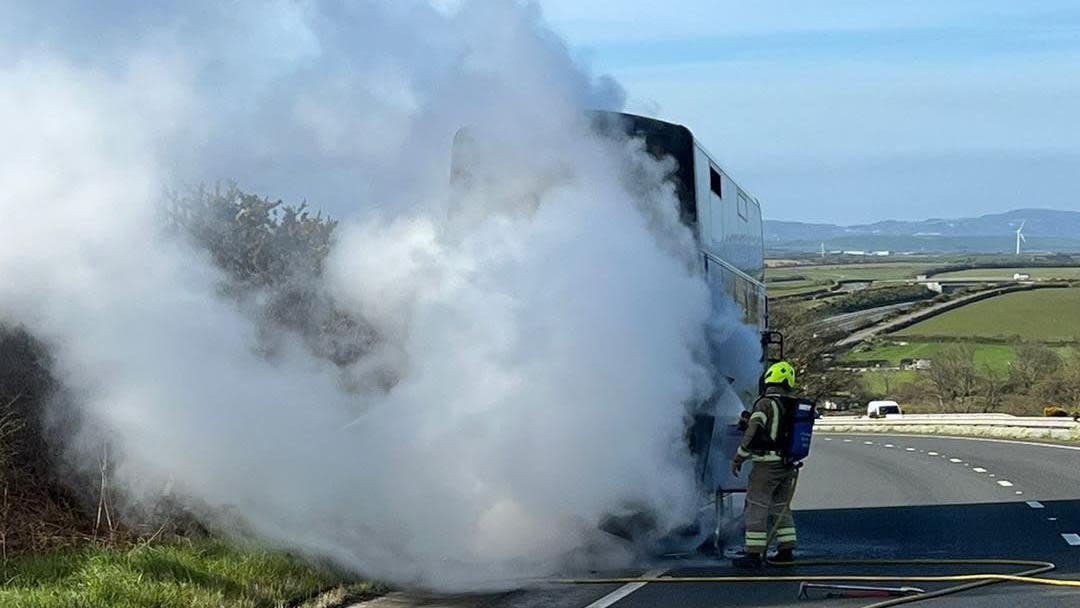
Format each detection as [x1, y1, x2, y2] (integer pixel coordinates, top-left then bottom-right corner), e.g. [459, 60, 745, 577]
[896, 288, 1080, 342]
[767, 263, 932, 283]
[859, 370, 917, 395]
[933, 266, 1080, 280]
[767, 279, 827, 296]
[845, 342, 1018, 372]
[766, 262, 935, 298]
[0, 540, 379, 608]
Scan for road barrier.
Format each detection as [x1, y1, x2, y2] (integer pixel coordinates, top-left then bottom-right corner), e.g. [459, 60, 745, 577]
[817, 413, 1080, 442]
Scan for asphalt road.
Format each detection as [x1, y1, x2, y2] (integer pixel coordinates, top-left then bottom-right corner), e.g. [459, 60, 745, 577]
[376, 434, 1080, 608]
[813, 301, 917, 333]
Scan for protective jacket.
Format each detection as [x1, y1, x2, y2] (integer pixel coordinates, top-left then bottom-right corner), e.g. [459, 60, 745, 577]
[735, 384, 800, 554]
[734, 385, 791, 465]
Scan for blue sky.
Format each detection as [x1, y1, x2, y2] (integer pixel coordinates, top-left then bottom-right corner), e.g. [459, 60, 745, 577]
[538, 0, 1080, 224]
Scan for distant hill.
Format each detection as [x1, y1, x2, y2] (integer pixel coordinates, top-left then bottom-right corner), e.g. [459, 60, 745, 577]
[766, 209, 1080, 254]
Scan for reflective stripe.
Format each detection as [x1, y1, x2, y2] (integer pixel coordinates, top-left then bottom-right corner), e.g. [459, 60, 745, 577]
[745, 532, 768, 539]
[776, 532, 797, 540]
[752, 453, 782, 462]
[737, 447, 751, 457]
[749, 411, 767, 424]
[768, 398, 780, 441]
[776, 527, 796, 535]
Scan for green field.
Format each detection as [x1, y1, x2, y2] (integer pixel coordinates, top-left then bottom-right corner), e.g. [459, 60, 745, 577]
[845, 342, 1017, 371]
[767, 279, 827, 297]
[767, 263, 931, 283]
[895, 288, 1080, 342]
[766, 262, 934, 297]
[932, 266, 1080, 280]
[859, 369, 917, 394]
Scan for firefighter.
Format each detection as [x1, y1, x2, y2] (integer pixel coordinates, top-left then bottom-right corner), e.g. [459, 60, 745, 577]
[730, 361, 800, 568]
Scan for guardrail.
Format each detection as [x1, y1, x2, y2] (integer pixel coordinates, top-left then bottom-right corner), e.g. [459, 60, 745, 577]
[816, 413, 1080, 441]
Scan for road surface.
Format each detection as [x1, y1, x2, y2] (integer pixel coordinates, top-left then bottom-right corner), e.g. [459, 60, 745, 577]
[356, 434, 1080, 608]
[814, 301, 917, 333]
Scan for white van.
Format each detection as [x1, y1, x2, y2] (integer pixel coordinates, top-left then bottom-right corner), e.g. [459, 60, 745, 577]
[867, 400, 903, 418]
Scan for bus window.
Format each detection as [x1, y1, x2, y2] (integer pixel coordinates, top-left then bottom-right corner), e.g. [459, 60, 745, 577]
[710, 167, 723, 198]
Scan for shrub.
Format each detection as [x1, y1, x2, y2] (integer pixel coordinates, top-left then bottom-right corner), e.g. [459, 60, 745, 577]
[168, 185, 376, 367]
[1044, 405, 1070, 417]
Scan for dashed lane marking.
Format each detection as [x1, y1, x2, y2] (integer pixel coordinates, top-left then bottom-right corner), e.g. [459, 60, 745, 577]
[1062, 534, 1080, 547]
[905, 447, 916, 452]
[843, 439, 852, 443]
[1049, 517, 1059, 522]
[884, 444, 894, 448]
[928, 451, 939, 456]
[973, 467, 987, 473]
[949, 458, 963, 463]
[824, 437, 832, 441]
[1027, 501, 1044, 509]
[996, 480, 1014, 487]
[1016, 491, 1024, 495]
[583, 568, 667, 608]
[864, 441, 874, 445]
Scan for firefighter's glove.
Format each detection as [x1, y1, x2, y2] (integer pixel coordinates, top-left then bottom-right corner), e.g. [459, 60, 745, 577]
[731, 459, 743, 477]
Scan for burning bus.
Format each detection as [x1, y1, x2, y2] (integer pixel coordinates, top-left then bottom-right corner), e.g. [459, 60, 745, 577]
[452, 112, 771, 552]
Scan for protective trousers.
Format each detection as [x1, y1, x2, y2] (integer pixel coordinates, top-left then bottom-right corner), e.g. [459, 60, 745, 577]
[744, 460, 797, 553]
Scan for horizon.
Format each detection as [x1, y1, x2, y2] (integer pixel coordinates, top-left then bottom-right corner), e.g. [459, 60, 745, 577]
[764, 206, 1079, 226]
[538, 0, 1080, 225]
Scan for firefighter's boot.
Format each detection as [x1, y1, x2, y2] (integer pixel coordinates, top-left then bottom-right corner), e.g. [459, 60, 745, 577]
[732, 552, 763, 569]
[772, 547, 795, 563]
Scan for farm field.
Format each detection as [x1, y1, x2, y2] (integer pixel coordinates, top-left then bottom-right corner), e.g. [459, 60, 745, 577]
[932, 266, 1080, 280]
[767, 262, 933, 283]
[766, 278, 826, 297]
[895, 287, 1080, 342]
[844, 342, 1018, 372]
[859, 369, 917, 395]
[766, 262, 935, 297]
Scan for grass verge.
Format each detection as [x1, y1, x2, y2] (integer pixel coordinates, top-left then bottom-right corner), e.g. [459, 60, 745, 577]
[0, 539, 381, 608]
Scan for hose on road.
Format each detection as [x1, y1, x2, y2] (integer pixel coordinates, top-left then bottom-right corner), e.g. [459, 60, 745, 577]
[559, 469, 1077, 607]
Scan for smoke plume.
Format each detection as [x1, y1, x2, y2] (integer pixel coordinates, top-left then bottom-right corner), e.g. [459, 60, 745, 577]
[0, 0, 758, 589]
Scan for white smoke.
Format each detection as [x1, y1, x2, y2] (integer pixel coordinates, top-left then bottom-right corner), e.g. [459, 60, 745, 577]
[0, 0, 759, 590]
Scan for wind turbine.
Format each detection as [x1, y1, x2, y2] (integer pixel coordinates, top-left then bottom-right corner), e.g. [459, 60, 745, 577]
[1015, 220, 1026, 256]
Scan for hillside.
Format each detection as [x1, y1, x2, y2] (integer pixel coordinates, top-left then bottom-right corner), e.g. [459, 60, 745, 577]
[767, 208, 1080, 253]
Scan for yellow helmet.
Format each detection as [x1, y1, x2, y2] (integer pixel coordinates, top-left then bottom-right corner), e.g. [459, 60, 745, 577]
[764, 361, 796, 389]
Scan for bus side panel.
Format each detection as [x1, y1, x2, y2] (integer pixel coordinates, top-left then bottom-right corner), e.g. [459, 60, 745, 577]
[693, 145, 767, 332]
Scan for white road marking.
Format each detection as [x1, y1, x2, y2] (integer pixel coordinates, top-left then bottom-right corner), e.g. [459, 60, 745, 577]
[905, 447, 916, 452]
[989, 474, 997, 478]
[949, 458, 963, 463]
[583, 568, 666, 608]
[884, 444, 894, 448]
[823, 433, 1080, 452]
[973, 467, 987, 473]
[843, 439, 852, 443]
[996, 480, 1014, 487]
[864, 441, 874, 445]
[824, 437, 833, 441]
[1062, 534, 1080, 547]
[1015, 491, 1024, 495]
[928, 451, 939, 456]
[1027, 501, 1044, 509]
[1049, 517, 1059, 522]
